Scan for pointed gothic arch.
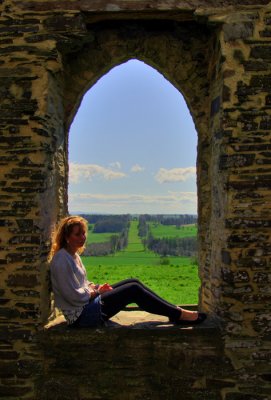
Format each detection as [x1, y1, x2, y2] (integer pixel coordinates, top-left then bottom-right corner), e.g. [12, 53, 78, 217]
[52, 20, 220, 315]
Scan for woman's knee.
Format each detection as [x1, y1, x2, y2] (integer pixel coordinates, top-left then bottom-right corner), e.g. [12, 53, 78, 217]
[121, 278, 142, 286]
[130, 278, 142, 285]
[128, 282, 143, 296]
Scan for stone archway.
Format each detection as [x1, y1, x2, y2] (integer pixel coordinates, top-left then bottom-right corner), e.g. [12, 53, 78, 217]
[59, 20, 220, 315]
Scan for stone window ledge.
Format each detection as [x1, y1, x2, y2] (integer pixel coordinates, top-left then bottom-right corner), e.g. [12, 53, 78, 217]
[38, 310, 225, 400]
[43, 308, 219, 333]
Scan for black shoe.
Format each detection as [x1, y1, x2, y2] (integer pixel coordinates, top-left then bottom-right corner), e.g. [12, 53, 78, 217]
[170, 312, 207, 325]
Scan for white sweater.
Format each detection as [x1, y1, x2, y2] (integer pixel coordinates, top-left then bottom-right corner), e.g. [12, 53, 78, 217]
[50, 248, 92, 312]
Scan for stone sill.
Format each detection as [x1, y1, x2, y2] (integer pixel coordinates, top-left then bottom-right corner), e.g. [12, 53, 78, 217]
[38, 310, 225, 400]
[43, 308, 220, 338]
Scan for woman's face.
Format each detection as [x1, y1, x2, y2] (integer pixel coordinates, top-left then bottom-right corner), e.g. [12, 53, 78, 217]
[66, 224, 86, 252]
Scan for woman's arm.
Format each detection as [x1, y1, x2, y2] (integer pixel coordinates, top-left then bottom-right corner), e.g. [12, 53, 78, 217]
[51, 255, 92, 306]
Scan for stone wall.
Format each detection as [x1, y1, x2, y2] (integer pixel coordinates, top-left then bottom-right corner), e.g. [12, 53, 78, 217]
[0, 1, 270, 399]
[39, 322, 231, 400]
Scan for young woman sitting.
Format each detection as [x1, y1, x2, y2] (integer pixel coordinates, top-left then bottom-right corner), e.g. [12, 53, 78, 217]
[50, 216, 207, 328]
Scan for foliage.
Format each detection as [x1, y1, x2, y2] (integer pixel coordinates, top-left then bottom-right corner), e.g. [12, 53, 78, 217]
[81, 214, 130, 225]
[93, 218, 128, 233]
[137, 214, 197, 226]
[160, 256, 170, 265]
[138, 215, 149, 237]
[160, 215, 197, 226]
[84, 241, 112, 256]
[143, 223, 198, 257]
[146, 235, 198, 257]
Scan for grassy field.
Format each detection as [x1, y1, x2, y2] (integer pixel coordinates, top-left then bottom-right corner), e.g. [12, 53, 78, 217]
[83, 220, 200, 304]
[149, 222, 197, 239]
[86, 224, 114, 244]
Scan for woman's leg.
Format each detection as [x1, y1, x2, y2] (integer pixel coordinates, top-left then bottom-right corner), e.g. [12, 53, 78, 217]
[111, 278, 178, 308]
[111, 278, 141, 289]
[101, 281, 181, 321]
[107, 278, 201, 322]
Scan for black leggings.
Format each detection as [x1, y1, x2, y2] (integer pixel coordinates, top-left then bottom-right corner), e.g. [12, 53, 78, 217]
[100, 279, 181, 321]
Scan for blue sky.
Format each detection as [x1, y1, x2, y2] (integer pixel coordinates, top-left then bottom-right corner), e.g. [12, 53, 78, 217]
[68, 59, 197, 214]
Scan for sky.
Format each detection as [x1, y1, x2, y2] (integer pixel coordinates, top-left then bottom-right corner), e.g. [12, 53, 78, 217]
[68, 59, 198, 215]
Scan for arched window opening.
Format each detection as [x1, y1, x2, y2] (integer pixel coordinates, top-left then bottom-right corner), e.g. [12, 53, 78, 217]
[68, 59, 199, 306]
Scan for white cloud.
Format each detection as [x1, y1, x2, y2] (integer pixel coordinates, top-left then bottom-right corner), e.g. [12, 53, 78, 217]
[69, 191, 197, 214]
[131, 164, 145, 173]
[69, 192, 197, 204]
[155, 167, 196, 183]
[69, 162, 126, 184]
[109, 161, 121, 170]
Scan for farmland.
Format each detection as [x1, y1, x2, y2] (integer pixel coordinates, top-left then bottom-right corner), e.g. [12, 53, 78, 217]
[83, 218, 200, 304]
[149, 222, 197, 239]
[86, 224, 113, 244]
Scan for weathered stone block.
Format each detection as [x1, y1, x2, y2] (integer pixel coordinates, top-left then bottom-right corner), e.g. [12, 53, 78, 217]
[219, 154, 255, 170]
[15, 219, 34, 232]
[0, 326, 34, 341]
[9, 235, 40, 245]
[0, 307, 20, 319]
[225, 393, 268, 400]
[0, 385, 32, 397]
[250, 45, 271, 59]
[253, 272, 269, 283]
[11, 289, 40, 297]
[251, 74, 271, 90]
[210, 96, 220, 116]
[265, 94, 271, 105]
[260, 28, 271, 37]
[224, 270, 250, 285]
[236, 257, 267, 269]
[221, 250, 231, 265]
[223, 84, 231, 101]
[44, 15, 86, 32]
[6, 273, 38, 287]
[226, 219, 271, 229]
[233, 49, 245, 62]
[243, 60, 270, 71]
[0, 351, 19, 360]
[223, 22, 254, 42]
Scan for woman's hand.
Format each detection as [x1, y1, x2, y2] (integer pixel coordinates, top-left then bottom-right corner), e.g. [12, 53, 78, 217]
[98, 283, 113, 294]
[89, 283, 96, 290]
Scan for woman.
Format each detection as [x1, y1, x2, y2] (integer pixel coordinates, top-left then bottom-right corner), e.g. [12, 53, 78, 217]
[50, 216, 207, 328]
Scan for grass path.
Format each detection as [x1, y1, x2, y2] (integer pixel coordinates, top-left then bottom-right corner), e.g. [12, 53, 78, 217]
[125, 220, 145, 252]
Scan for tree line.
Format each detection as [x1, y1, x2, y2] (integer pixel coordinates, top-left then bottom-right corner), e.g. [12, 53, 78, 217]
[81, 214, 130, 230]
[83, 216, 130, 256]
[138, 214, 197, 226]
[143, 235, 197, 257]
[138, 214, 198, 257]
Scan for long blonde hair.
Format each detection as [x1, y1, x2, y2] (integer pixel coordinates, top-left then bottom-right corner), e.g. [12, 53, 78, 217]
[49, 216, 88, 260]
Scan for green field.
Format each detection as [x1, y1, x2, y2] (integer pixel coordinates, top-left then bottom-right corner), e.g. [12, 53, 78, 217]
[83, 220, 200, 304]
[149, 222, 197, 238]
[86, 224, 114, 244]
